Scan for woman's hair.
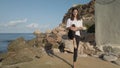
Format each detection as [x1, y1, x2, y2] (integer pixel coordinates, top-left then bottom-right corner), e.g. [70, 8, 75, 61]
[70, 8, 81, 20]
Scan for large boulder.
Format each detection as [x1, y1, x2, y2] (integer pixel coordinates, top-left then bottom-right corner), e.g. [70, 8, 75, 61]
[45, 34, 59, 48]
[8, 37, 28, 52]
[63, 39, 97, 56]
[103, 55, 118, 62]
[64, 40, 74, 52]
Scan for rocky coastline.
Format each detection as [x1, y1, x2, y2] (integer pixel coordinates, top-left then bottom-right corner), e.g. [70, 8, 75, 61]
[0, 0, 120, 68]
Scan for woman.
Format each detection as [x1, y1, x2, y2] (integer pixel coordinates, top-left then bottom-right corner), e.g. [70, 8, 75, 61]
[66, 8, 83, 68]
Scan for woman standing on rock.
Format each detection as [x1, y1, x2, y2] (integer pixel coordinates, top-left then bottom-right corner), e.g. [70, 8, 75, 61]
[66, 8, 83, 68]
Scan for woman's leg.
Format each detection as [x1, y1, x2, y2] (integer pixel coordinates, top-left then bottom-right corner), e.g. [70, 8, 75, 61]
[73, 35, 80, 68]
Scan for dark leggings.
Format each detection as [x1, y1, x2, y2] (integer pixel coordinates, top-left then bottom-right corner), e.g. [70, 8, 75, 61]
[68, 29, 80, 62]
[73, 35, 80, 62]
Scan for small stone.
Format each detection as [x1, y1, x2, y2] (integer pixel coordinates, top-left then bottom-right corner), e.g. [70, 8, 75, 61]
[53, 48, 60, 53]
[103, 55, 118, 62]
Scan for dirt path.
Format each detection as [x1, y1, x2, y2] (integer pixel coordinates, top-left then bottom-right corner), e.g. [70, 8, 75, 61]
[2, 53, 120, 68]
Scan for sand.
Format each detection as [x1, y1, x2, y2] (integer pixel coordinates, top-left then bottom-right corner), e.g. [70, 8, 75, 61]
[1, 53, 120, 68]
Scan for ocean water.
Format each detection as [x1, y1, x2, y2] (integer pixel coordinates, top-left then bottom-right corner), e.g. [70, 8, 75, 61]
[0, 33, 35, 53]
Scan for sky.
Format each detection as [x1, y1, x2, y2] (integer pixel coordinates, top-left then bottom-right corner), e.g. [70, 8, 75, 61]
[0, 0, 91, 33]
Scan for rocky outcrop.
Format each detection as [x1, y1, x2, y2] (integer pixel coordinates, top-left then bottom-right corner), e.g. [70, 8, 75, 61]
[62, 0, 95, 31]
[40, 0, 97, 56]
[2, 37, 43, 65]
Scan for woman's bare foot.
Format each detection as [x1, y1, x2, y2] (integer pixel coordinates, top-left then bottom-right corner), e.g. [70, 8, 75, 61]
[73, 62, 76, 68]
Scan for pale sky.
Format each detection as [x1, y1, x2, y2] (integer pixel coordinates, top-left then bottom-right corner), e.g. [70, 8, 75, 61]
[0, 0, 91, 33]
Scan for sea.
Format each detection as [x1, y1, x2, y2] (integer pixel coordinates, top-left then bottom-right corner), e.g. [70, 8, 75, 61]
[0, 33, 35, 54]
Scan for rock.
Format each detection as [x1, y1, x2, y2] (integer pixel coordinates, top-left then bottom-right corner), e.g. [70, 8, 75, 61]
[64, 40, 74, 52]
[112, 47, 120, 57]
[59, 23, 66, 28]
[53, 48, 60, 53]
[63, 40, 96, 55]
[87, 24, 95, 33]
[29, 47, 43, 58]
[103, 45, 113, 54]
[56, 36, 62, 43]
[2, 37, 43, 65]
[46, 36, 58, 48]
[78, 42, 84, 54]
[2, 46, 43, 65]
[62, 35, 68, 39]
[45, 33, 61, 49]
[112, 60, 120, 66]
[27, 38, 36, 47]
[45, 29, 52, 34]
[103, 55, 118, 62]
[8, 37, 28, 52]
[79, 42, 96, 55]
[55, 26, 65, 31]
[58, 42, 65, 53]
[52, 29, 58, 34]
[92, 52, 104, 58]
[57, 31, 67, 36]
[84, 33, 95, 43]
[33, 29, 41, 35]
[103, 45, 120, 57]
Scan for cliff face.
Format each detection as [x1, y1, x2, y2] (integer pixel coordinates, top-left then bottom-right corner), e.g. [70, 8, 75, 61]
[62, 0, 95, 32]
